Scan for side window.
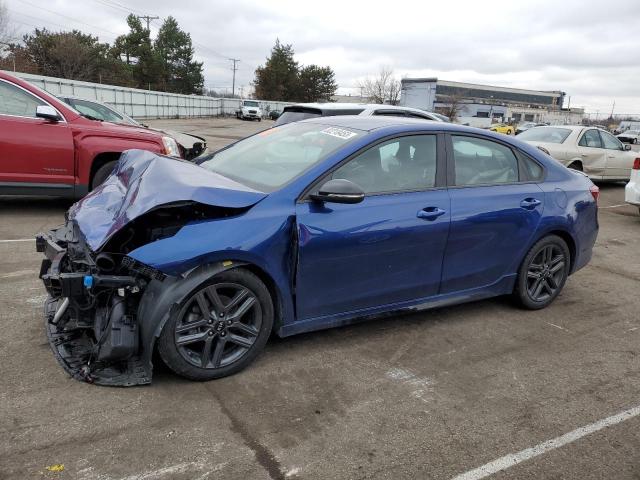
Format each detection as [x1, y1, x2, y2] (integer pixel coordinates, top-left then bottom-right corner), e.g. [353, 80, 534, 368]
[452, 136, 519, 186]
[0, 81, 46, 117]
[70, 99, 123, 123]
[579, 129, 603, 148]
[517, 152, 544, 181]
[332, 135, 437, 193]
[600, 131, 623, 150]
[407, 112, 431, 120]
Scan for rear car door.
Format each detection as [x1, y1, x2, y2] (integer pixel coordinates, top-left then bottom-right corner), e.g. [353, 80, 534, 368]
[0, 79, 75, 194]
[599, 130, 634, 179]
[295, 133, 450, 320]
[576, 129, 606, 176]
[440, 134, 545, 294]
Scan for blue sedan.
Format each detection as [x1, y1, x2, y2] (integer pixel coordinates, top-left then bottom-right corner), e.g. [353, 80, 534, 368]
[37, 116, 599, 385]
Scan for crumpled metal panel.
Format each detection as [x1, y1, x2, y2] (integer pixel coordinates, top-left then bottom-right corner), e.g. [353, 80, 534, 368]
[68, 150, 266, 251]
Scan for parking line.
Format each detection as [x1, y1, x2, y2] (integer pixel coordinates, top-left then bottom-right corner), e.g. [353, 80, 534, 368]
[0, 238, 34, 243]
[451, 404, 640, 480]
[599, 204, 628, 209]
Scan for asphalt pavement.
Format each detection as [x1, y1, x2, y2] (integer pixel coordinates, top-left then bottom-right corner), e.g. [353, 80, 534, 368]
[0, 118, 638, 480]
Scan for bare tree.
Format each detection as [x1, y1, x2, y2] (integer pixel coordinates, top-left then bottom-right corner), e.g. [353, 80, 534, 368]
[439, 92, 467, 121]
[358, 67, 401, 105]
[0, 1, 14, 44]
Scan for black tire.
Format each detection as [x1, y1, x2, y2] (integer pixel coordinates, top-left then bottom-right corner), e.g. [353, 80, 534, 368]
[258, 118, 262, 122]
[157, 268, 273, 381]
[91, 161, 117, 190]
[514, 235, 570, 310]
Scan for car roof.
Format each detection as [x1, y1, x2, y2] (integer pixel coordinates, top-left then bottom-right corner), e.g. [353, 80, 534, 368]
[283, 102, 435, 114]
[299, 114, 476, 133]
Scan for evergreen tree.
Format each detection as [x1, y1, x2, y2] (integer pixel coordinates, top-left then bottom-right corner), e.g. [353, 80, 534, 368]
[111, 15, 160, 89]
[298, 65, 338, 102]
[254, 39, 300, 101]
[154, 16, 204, 94]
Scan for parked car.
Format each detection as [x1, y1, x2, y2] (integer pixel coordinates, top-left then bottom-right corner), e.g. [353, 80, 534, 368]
[489, 123, 515, 135]
[274, 103, 443, 126]
[625, 158, 640, 213]
[57, 95, 207, 160]
[616, 129, 640, 144]
[0, 71, 181, 198]
[516, 122, 547, 135]
[37, 116, 599, 386]
[517, 125, 638, 180]
[268, 110, 281, 120]
[236, 100, 262, 121]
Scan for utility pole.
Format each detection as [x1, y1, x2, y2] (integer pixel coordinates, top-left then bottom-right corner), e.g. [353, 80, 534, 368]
[610, 100, 616, 119]
[136, 15, 159, 31]
[230, 58, 240, 97]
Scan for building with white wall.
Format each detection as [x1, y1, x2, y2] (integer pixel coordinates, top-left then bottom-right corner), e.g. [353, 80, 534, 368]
[400, 77, 583, 126]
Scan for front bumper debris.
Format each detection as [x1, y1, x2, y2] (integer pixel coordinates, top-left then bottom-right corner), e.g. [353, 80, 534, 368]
[36, 223, 153, 386]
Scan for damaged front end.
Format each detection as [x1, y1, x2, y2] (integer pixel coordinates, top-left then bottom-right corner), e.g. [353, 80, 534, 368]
[35, 150, 267, 386]
[37, 222, 164, 386]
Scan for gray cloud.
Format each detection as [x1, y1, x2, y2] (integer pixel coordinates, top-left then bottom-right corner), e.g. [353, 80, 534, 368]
[5, 0, 640, 113]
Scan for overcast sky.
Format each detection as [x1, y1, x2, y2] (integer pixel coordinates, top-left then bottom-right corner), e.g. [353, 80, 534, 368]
[4, 0, 640, 115]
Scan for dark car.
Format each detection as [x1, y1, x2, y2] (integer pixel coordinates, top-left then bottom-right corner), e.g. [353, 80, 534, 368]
[274, 103, 444, 126]
[37, 116, 599, 386]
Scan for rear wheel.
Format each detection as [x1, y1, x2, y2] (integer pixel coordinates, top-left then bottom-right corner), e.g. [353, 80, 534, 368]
[158, 269, 273, 381]
[515, 235, 570, 310]
[91, 161, 117, 190]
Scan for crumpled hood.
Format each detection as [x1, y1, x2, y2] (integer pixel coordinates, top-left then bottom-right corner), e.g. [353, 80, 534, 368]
[69, 150, 266, 251]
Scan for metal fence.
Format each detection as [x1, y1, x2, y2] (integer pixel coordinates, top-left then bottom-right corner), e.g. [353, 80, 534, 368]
[6, 71, 290, 120]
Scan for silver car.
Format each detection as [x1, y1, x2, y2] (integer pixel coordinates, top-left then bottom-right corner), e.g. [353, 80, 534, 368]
[518, 125, 636, 181]
[274, 103, 447, 126]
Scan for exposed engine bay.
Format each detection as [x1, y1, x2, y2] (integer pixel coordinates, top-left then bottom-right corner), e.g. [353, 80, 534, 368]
[37, 202, 239, 386]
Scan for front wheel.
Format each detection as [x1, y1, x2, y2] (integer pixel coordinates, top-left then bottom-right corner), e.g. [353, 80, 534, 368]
[158, 269, 274, 381]
[91, 161, 117, 190]
[514, 235, 570, 310]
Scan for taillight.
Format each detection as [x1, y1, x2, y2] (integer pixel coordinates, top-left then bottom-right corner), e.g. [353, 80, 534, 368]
[589, 185, 600, 204]
[633, 158, 640, 170]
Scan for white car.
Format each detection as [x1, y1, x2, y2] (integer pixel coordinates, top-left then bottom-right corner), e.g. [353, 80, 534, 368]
[625, 158, 640, 213]
[517, 125, 637, 181]
[617, 129, 640, 144]
[274, 103, 446, 126]
[236, 100, 262, 121]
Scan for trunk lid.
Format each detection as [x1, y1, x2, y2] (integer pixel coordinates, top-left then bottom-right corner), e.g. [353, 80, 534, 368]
[69, 150, 266, 251]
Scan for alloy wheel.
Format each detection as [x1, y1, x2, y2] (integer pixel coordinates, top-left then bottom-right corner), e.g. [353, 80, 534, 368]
[526, 245, 566, 302]
[174, 282, 262, 369]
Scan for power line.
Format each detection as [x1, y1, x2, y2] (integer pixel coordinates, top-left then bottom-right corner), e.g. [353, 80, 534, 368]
[136, 15, 159, 31]
[16, 0, 120, 36]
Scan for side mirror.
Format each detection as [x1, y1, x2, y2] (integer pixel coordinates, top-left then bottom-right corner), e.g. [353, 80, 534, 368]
[624, 144, 632, 151]
[310, 179, 365, 204]
[36, 105, 61, 122]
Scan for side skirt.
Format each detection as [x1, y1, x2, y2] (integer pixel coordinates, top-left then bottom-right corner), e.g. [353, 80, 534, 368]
[277, 275, 516, 337]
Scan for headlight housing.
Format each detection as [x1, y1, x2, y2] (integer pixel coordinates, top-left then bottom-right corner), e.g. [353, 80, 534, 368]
[162, 136, 181, 157]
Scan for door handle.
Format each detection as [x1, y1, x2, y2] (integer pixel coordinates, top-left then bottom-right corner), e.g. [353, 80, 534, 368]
[520, 198, 541, 210]
[417, 207, 446, 220]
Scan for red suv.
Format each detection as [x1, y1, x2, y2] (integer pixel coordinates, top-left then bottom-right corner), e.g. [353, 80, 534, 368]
[0, 72, 181, 198]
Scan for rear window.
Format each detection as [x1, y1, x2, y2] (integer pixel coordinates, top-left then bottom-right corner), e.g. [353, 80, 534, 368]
[517, 127, 572, 144]
[274, 107, 365, 126]
[274, 108, 322, 126]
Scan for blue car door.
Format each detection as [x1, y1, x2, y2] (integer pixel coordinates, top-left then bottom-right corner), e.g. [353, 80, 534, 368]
[295, 133, 451, 321]
[440, 134, 545, 294]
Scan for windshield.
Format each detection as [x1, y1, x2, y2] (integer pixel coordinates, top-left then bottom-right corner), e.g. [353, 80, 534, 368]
[67, 98, 138, 125]
[243, 101, 259, 107]
[199, 122, 365, 192]
[517, 127, 572, 144]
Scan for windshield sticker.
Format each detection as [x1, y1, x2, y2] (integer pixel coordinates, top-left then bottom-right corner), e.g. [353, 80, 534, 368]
[320, 127, 357, 140]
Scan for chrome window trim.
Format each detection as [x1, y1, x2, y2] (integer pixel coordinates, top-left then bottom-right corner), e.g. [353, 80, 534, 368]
[0, 78, 68, 123]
